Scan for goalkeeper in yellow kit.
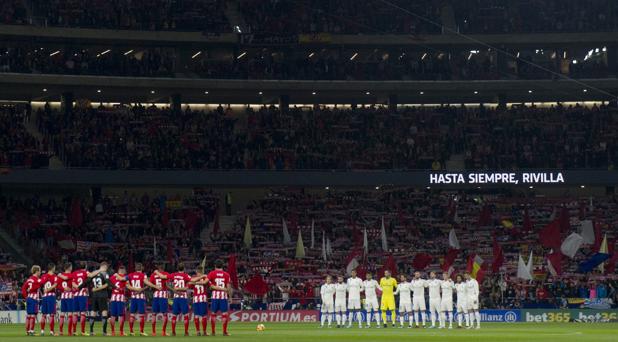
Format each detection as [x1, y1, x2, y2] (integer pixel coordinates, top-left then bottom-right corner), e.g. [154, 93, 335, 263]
[379, 270, 398, 327]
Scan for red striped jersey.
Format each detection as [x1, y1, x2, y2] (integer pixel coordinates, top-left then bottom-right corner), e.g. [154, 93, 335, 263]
[110, 274, 128, 302]
[22, 275, 41, 300]
[170, 272, 191, 299]
[127, 272, 148, 300]
[71, 269, 89, 297]
[191, 282, 208, 303]
[149, 271, 170, 298]
[58, 272, 74, 299]
[207, 270, 230, 300]
[40, 273, 58, 298]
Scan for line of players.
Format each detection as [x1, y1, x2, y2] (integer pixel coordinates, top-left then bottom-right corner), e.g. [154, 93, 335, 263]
[21, 259, 232, 337]
[319, 270, 481, 330]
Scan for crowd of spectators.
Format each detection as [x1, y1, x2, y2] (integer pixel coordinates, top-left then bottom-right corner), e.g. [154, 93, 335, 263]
[0, 46, 175, 77]
[0, 105, 49, 168]
[2, 186, 618, 309]
[1, 44, 610, 81]
[455, 0, 618, 34]
[28, 102, 618, 170]
[28, 0, 231, 32]
[4, 0, 616, 35]
[238, 0, 442, 35]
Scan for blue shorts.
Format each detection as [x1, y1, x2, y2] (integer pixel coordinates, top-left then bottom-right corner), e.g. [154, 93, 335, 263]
[193, 302, 208, 317]
[41, 296, 57, 315]
[110, 301, 125, 317]
[210, 299, 228, 313]
[61, 298, 74, 313]
[130, 299, 146, 314]
[172, 298, 189, 315]
[74, 296, 88, 312]
[26, 298, 39, 315]
[152, 298, 169, 314]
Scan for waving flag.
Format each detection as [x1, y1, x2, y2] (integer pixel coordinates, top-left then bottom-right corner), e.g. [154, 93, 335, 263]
[295, 230, 305, 259]
[413, 253, 433, 270]
[517, 253, 533, 280]
[321, 231, 327, 261]
[580, 220, 594, 245]
[547, 249, 562, 276]
[282, 218, 292, 245]
[363, 227, 368, 256]
[492, 235, 504, 273]
[380, 216, 388, 251]
[243, 216, 252, 249]
[539, 219, 561, 249]
[310, 219, 315, 249]
[448, 228, 460, 250]
[560, 233, 584, 258]
[579, 234, 610, 273]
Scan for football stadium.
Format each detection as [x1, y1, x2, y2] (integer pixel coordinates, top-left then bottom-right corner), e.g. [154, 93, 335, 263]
[0, 1, 618, 341]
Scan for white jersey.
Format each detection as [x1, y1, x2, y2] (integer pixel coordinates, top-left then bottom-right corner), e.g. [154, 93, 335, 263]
[466, 279, 479, 299]
[440, 280, 455, 301]
[362, 279, 381, 300]
[427, 279, 442, 299]
[346, 277, 363, 299]
[334, 283, 348, 303]
[395, 282, 412, 302]
[455, 282, 467, 302]
[410, 279, 427, 298]
[320, 283, 336, 303]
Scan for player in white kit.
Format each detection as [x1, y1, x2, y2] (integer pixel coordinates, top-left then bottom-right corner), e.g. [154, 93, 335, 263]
[454, 274, 470, 328]
[346, 270, 363, 328]
[439, 272, 455, 329]
[426, 271, 442, 328]
[362, 273, 381, 328]
[394, 275, 412, 328]
[464, 273, 481, 329]
[334, 276, 348, 328]
[320, 276, 336, 328]
[410, 271, 427, 328]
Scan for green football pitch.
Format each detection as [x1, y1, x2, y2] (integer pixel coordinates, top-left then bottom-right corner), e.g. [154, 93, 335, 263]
[1, 322, 618, 341]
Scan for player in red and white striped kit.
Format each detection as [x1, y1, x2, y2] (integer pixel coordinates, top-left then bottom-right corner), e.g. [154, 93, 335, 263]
[57, 263, 75, 336]
[207, 260, 232, 336]
[109, 266, 128, 336]
[150, 263, 171, 336]
[21, 265, 42, 336]
[39, 263, 59, 336]
[191, 269, 210, 336]
[126, 263, 160, 336]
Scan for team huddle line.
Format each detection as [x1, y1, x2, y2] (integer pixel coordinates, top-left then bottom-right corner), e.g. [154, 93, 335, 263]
[21, 260, 232, 337]
[319, 270, 481, 330]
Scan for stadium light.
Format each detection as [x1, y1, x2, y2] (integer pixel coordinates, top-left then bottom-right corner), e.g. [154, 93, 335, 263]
[97, 89, 101, 93]
[580, 185, 585, 188]
[150, 90, 156, 94]
[350, 52, 358, 61]
[312, 91, 317, 95]
[419, 91, 424, 95]
[237, 51, 247, 59]
[529, 186, 534, 189]
[583, 89, 588, 93]
[123, 49, 134, 56]
[572, 60, 578, 64]
[204, 91, 209, 95]
[325, 186, 330, 190]
[308, 52, 315, 58]
[365, 91, 371, 95]
[42, 88, 47, 92]
[49, 50, 60, 57]
[99, 49, 111, 57]
[258, 91, 263, 95]
[474, 91, 479, 94]
[191, 51, 202, 59]
[375, 186, 380, 190]
[528, 90, 533, 94]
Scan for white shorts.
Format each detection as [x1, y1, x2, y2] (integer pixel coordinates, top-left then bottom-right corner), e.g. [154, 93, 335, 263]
[429, 298, 441, 313]
[348, 298, 361, 310]
[467, 297, 479, 311]
[399, 301, 412, 313]
[321, 301, 334, 313]
[456, 300, 468, 313]
[335, 301, 347, 313]
[440, 298, 453, 312]
[412, 297, 426, 311]
[364, 297, 379, 311]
